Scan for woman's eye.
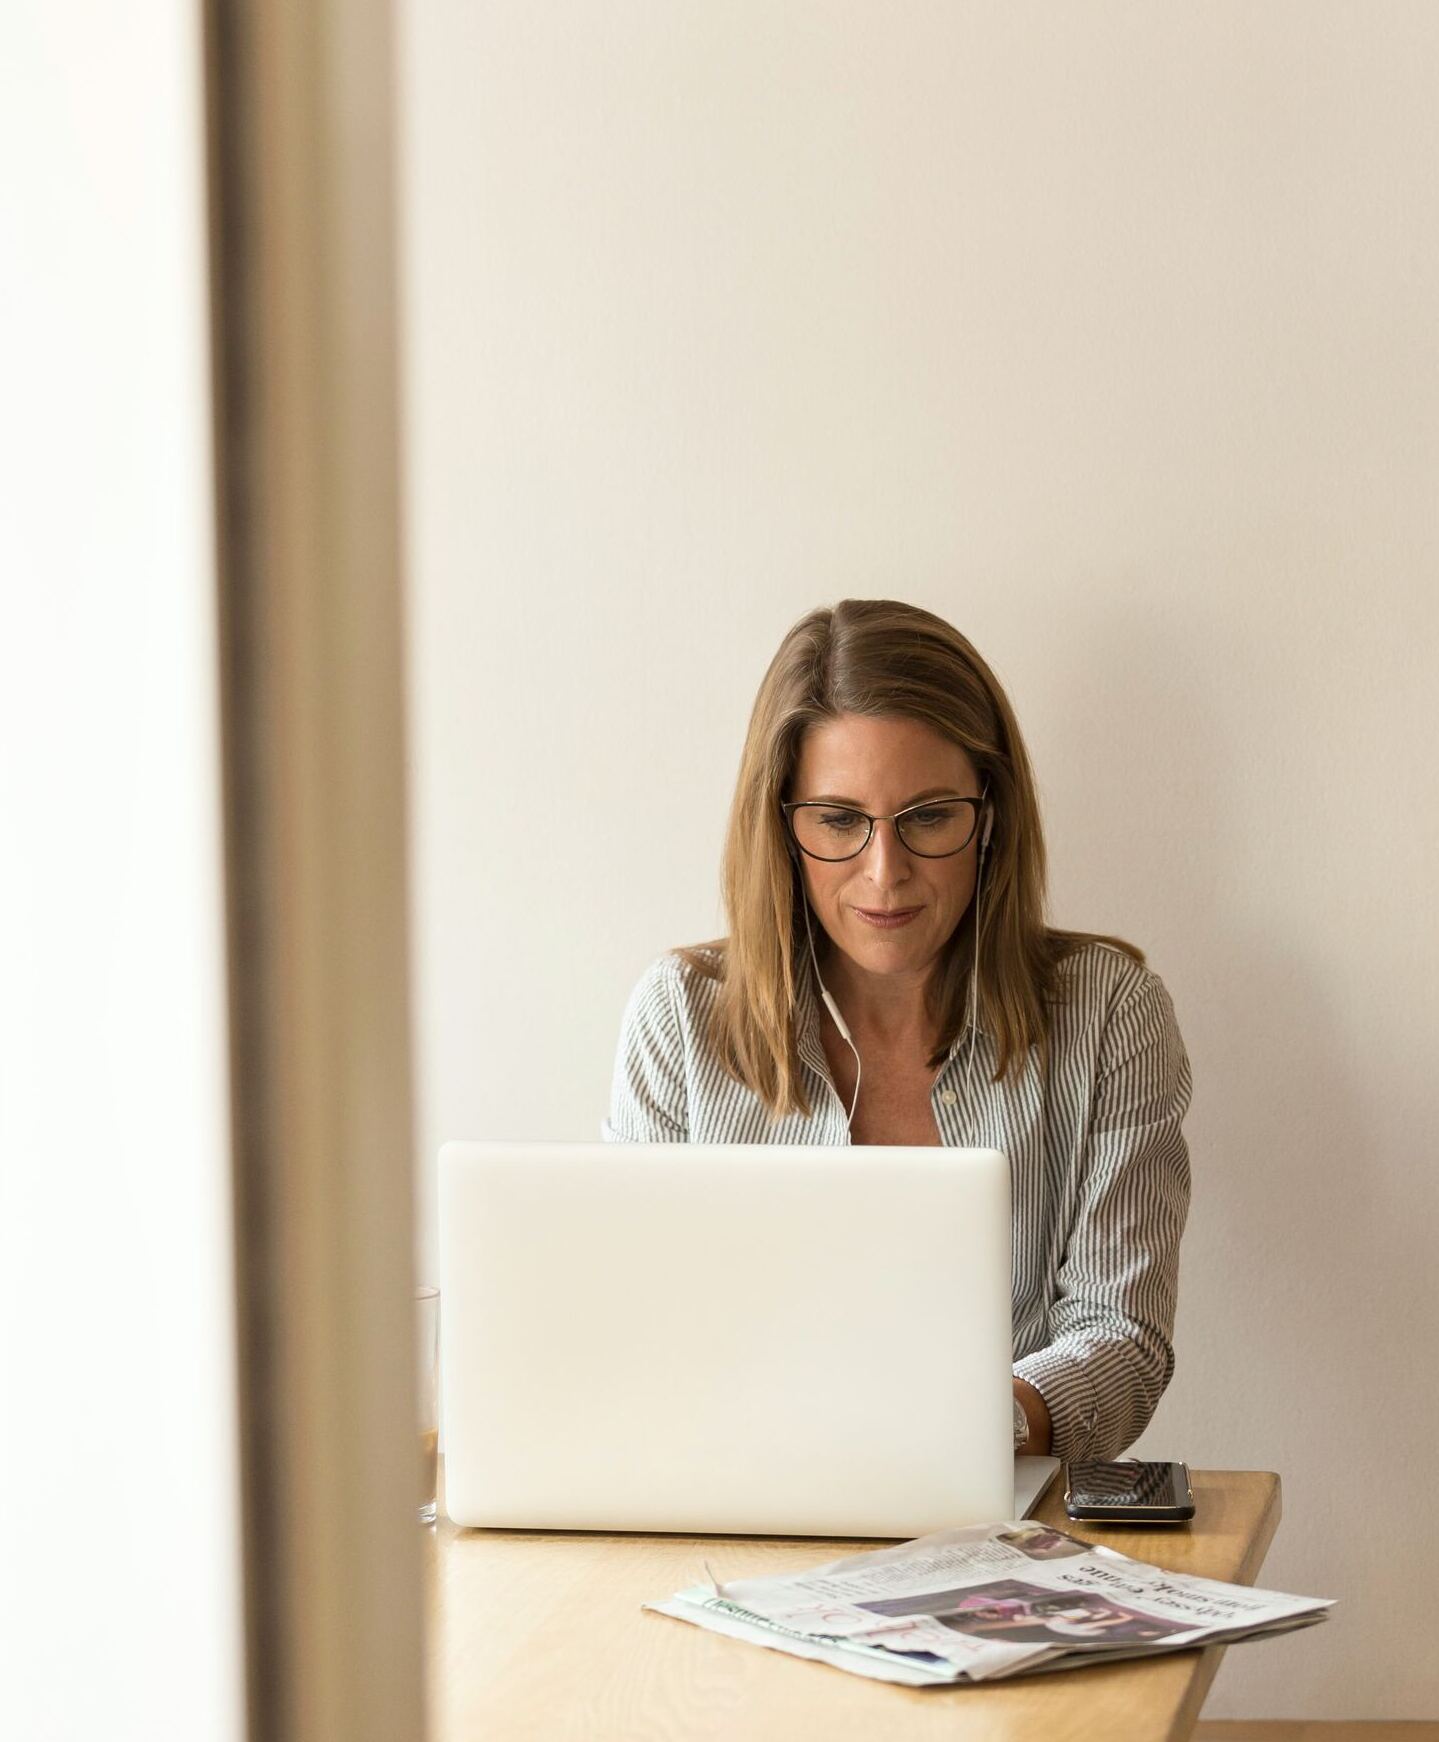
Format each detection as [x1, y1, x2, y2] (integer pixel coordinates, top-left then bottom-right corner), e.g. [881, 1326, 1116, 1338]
[909, 806, 955, 828]
[817, 809, 864, 831]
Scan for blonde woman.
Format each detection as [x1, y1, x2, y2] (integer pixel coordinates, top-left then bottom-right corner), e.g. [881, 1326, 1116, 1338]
[603, 599, 1192, 1462]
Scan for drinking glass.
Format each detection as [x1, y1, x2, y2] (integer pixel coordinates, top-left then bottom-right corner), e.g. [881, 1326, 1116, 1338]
[416, 1285, 439, 1525]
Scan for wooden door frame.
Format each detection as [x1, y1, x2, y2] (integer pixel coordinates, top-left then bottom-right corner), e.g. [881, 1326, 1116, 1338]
[203, 2, 425, 1738]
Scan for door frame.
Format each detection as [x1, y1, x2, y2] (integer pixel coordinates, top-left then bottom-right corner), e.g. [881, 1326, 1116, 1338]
[204, 3, 425, 1737]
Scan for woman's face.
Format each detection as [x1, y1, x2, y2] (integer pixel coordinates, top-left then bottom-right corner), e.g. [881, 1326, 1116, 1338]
[788, 713, 984, 984]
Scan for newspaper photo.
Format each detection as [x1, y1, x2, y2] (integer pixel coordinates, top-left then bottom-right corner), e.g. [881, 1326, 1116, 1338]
[647, 1519, 1333, 1686]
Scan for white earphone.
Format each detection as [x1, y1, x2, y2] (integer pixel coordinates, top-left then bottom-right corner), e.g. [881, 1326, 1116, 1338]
[789, 784, 993, 1139]
[793, 859, 863, 1130]
[966, 797, 994, 1100]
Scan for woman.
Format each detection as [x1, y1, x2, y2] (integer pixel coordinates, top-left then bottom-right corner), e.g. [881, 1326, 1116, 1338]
[603, 599, 1192, 1462]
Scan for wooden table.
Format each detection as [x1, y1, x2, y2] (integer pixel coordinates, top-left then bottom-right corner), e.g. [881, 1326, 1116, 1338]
[426, 1466, 1281, 1742]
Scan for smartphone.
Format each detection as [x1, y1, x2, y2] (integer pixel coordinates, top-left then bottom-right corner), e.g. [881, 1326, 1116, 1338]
[1063, 1459, 1195, 1524]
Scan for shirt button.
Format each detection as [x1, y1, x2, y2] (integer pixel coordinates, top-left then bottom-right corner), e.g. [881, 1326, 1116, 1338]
[939, 1089, 958, 1106]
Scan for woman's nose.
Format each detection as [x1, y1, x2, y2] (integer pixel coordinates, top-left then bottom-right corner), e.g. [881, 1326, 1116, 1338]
[862, 817, 913, 883]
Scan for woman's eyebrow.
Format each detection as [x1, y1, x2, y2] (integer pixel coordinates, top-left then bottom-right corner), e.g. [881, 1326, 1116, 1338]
[801, 787, 968, 807]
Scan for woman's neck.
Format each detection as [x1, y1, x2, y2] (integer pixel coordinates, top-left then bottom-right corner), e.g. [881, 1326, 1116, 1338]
[815, 943, 940, 1052]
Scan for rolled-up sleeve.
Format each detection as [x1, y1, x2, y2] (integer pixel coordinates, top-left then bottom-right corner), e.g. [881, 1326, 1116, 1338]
[1013, 976, 1192, 1461]
[600, 957, 690, 1143]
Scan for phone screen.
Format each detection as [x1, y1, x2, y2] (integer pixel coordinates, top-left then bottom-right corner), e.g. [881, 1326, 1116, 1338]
[1066, 1460, 1190, 1511]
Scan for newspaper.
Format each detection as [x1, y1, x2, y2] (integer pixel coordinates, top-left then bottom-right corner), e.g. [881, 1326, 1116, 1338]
[647, 1519, 1333, 1686]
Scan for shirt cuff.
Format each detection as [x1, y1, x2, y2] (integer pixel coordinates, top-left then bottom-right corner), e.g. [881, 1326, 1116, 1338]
[1013, 1345, 1101, 1463]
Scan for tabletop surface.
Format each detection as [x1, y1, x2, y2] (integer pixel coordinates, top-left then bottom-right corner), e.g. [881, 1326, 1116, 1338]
[425, 1465, 1282, 1742]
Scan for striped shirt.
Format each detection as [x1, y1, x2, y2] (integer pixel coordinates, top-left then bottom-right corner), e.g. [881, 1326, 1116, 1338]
[602, 938, 1192, 1462]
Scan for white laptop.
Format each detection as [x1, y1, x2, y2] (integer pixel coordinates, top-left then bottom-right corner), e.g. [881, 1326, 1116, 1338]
[438, 1141, 1057, 1537]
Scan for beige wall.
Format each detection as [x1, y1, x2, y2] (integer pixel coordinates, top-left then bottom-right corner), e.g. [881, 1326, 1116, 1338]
[400, 3, 1439, 1717]
[1, 4, 242, 1738]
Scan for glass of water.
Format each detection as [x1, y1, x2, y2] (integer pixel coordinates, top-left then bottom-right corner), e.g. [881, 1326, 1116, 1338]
[416, 1285, 439, 1525]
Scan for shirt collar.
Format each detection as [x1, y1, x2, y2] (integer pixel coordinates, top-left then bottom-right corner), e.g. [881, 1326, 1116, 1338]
[794, 963, 829, 1076]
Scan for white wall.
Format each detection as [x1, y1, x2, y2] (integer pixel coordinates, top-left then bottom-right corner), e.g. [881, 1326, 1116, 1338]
[0, 6, 243, 1740]
[401, 2, 1439, 1717]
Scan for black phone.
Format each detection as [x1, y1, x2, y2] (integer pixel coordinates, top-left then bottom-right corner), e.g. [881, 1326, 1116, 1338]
[1063, 1459, 1195, 1524]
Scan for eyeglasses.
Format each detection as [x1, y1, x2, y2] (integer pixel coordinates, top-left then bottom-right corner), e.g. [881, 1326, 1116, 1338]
[781, 795, 984, 862]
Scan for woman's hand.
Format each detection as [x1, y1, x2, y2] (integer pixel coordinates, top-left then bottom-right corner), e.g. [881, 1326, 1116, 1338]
[1013, 1377, 1052, 1455]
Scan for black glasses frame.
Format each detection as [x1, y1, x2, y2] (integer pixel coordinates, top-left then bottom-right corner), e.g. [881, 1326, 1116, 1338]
[780, 794, 984, 862]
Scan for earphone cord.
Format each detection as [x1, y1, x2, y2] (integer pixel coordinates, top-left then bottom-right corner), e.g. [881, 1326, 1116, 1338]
[965, 839, 989, 1101]
[799, 893, 863, 1137]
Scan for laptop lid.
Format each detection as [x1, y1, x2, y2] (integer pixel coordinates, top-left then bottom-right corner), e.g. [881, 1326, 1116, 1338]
[439, 1140, 1014, 1537]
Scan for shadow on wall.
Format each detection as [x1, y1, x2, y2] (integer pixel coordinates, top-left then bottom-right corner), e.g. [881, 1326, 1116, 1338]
[1045, 592, 1429, 1706]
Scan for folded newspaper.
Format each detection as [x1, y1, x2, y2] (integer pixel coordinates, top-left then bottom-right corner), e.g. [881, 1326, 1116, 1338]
[647, 1519, 1333, 1686]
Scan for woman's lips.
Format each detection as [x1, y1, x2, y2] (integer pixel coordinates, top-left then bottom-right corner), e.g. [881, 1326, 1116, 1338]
[853, 906, 921, 929]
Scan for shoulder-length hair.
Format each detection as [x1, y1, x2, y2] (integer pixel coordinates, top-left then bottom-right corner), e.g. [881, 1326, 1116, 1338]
[677, 598, 1142, 1118]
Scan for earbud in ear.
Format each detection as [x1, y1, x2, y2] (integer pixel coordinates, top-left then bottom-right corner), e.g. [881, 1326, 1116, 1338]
[980, 805, 994, 851]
